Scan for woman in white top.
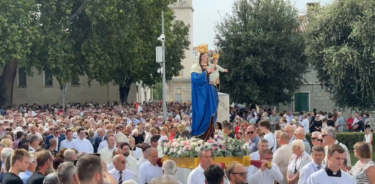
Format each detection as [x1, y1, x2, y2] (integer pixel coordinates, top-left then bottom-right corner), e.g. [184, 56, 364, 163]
[286, 140, 312, 184]
[364, 127, 373, 152]
[351, 142, 375, 183]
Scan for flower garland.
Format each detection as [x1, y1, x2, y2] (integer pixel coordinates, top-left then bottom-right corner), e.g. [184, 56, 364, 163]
[163, 135, 249, 158]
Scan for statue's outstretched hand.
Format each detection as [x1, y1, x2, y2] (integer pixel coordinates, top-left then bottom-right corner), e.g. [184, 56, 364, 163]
[224, 69, 228, 72]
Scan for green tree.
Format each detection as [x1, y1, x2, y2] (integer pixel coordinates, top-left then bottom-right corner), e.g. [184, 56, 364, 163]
[0, 0, 39, 107]
[305, 0, 375, 109]
[152, 82, 162, 101]
[215, 0, 308, 105]
[83, 0, 190, 103]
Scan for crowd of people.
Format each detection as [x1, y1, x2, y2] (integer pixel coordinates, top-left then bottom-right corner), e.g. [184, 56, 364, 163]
[0, 102, 373, 184]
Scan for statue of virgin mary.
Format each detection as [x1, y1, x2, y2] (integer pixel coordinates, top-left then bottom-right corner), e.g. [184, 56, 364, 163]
[190, 43, 219, 141]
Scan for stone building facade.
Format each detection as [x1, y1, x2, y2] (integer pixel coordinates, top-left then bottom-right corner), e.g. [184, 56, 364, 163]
[278, 70, 337, 113]
[165, 0, 194, 102]
[0, 67, 150, 105]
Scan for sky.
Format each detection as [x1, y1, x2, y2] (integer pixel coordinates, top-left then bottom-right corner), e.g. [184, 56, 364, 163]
[193, 0, 333, 49]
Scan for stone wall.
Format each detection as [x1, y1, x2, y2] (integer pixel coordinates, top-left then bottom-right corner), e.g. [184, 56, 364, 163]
[0, 67, 147, 105]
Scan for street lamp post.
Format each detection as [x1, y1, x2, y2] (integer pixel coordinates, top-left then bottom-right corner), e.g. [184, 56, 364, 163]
[156, 11, 167, 120]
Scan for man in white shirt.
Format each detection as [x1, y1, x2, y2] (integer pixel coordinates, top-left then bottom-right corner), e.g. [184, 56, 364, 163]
[98, 131, 117, 152]
[150, 135, 164, 158]
[99, 135, 116, 163]
[250, 139, 268, 161]
[187, 149, 213, 184]
[159, 160, 183, 184]
[300, 114, 310, 134]
[138, 147, 162, 184]
[321, 127, 351, 170]
[227, 161, 247, 184]
[247, 149, 283, 184]
[72, 128, 94, 153]
[134, 144, 151, 180]
[273, 132, 293, 184]
[107, 148, 123, 171]
[259, 121, 276, 153]
[60, 129, 75, 150]
[299, 145, 325, 184]
[108, 154, 135, 183]
[120, 142, 137, 172]
[28, 124, 43, 139]
[307, 144, 356, 184]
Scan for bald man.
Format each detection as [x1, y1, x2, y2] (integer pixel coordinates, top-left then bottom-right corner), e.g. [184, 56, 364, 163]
[284, 125, 294, 141]
[274, 132, 293, 184]
[293, 127, 311, 154]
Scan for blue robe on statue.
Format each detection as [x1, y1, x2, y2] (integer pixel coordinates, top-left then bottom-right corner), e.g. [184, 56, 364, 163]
[191, 70, 219, 137]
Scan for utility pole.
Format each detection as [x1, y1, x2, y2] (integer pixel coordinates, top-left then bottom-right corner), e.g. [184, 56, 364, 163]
[156, 11, 167, 120]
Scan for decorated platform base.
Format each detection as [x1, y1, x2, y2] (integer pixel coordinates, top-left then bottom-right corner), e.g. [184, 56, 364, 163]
[161, 155, 251, 169]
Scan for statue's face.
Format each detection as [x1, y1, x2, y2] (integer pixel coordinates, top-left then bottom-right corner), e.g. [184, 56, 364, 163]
[200, 53, 208, 63]
[213, 59, 218, 64]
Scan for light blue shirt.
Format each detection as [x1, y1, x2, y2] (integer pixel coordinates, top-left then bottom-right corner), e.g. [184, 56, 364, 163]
[19, 170, 32, 184]
[335, 116, 344, 132]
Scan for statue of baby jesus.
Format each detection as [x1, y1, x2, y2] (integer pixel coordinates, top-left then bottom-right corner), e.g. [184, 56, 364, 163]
[208, 54, 228, 86]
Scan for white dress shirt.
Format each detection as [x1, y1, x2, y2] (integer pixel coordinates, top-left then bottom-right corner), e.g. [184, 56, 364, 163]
[54, 136, 60, 151]
[247, 163, 283, 184]
[60, 139, 75, 150]
[107, 162, 115, 171]
[72, 138, 94, 153]
[187, 164, 206, 184]
[108, 168, 135, 183]
[125, 155, 137, 172]
[98, 140, 116, 152]
[250, 151, 260, 160]
[298, 162, 325, 184]
[263, 132, 276, 153]
[138, 160, 162, 184]
[99, 147, 116, 164]
[134, 157, 147, 180]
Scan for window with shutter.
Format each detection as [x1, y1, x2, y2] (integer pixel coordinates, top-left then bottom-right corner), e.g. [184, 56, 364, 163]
[294, 93, 309, 112]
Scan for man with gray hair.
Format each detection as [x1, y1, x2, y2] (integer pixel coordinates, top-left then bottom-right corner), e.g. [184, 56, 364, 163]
[57, 162, 79, 184]
[293, 127, 311, 154]
[310, 131, 322, 147]
[63, 149, 77, 162]
[161, 160, 183, 184]
[250, 139, 269, 160]
[43, 173, 59, 184]
[321, 127, 351, 170]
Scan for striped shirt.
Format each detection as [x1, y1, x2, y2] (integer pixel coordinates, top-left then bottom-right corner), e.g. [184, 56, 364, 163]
[351, 160, 375, 184]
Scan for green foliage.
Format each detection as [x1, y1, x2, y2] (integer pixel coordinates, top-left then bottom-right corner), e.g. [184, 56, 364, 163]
[306, 132, 374, 151]
[152, 82, 162, 100]
[83, 0, 190, 89]
[0, 0, 189, 103]
[0, 0, 39, 67]
[215, 0, 308, 105]
[305, 0, 375, 109]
